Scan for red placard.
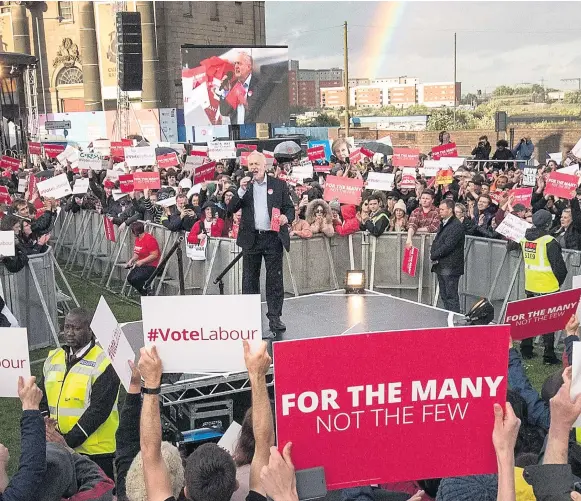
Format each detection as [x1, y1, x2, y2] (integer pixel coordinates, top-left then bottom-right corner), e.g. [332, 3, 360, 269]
[545, 171, 578, 199]
[349, 148, 363, 165]
[121, 139, 133, 147]
[0, 186, 11, 205]
[270, 207, 281, 232]
[489, 190, 505, 205]
[393, 148, 420, 167]
[431, 143, 458, 160]
[110, 142, 125, 159]
[307, 146, 326, 162]
[193, 161, 216, 185]
[133, 172, 161, 190]
[509, 187, 533, 208]
[27, 174, 37, 200]
[190, 147, 208, 157]
[1, 170, 11, 179]
[1, 156, 20, 172]
[225, 81, 246, 108]
[156, 153, 179, 169]
[240, 151, 251, 167]
[28, 142, 42, 155]
[504, 289, 581, 340]
[274, 325, 510, 489]
[43, 144, 66, 158]
[323, 175, 363, 205]
[314, 164, 331, 173]
[103, 216, 116, 242]
[402, 246, 419, 277]
[360, 147, 374, 158]
[118, 174, 134, 193]
[236, 143, 257, 151]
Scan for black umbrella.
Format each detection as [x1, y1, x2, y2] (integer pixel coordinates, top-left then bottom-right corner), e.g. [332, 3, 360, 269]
[155, 146, 180, 156]
[35, 169, 55, 179]
[362, 141, 393, 156]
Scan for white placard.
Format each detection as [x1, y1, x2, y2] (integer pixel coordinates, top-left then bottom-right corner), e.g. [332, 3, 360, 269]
[73, 178, 90, 195]
[291, 164, 313, 182]
[112, 162, 126, 172]
[141, 295, 262, 373]
[106, 169, 121, 181]
[17, 178, 26, 193]
[572, 137, 581, 159]
[184, 156, 205, 172]
[186, 235, 207, 261]
[90, 297, 135, 391]
[549, 152, 563, 165]
[557, 164, 580, 176]
[522, 167, 537, 187]
[78, 152, 103, 171]
[93, 139, 111, 157]
[496, 213, 532, 242]
[0, 328, 31, 397]
[208, 141, 236, 160]
[440, 157, 465, 171]
[218, 421, 242, 456]
[57, 145, 79, 164]
[366, 172, 394, 191]
[571, 341, 581, 427]
[423, 160, 441, 178]
[37, 173, 72, 199]
[124, 146, 156, 167]
[112, 189, 127, 201]
[0, 231, 15, 257]
[156, 196, 176, 208]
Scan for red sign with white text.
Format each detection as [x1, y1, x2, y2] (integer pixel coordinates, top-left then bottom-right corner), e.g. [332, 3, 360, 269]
[119, 174, 134, 193]
[236, 143, 257, 151]
[489, 189, 505, 205]
[505, 289, 581, 340]
[545, 171, 578, 199]
[274, 326, 510, 489]
[27, 174, 37, 200]
[133, 172, 161, 190]
[402, 246, 419, 277]
[314, 164, 331, 173]
[110, 142, 125, 159]
[103, 216, 116, 242]
[323, 175, 363, 205]
[240, 151, 250, 167]
[360, 147, 374, 158]
[190, 148, 208, 157]
[156, 153, 179, 169]
[1, 156, 20, 172]
[509, 187, 533, 208]
[28, 142, 42, 156]
[431, 143, 458, 160]
[194, 161, 216, 185]
[43, 144, 66, 158]
[307, 146, 326, 162]
[393, 148, 420, 167]
[0, 186, 11, 205]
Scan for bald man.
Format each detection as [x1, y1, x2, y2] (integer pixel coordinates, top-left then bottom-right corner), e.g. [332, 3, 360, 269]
[219, 51, 261, 125]
[228, 151, 295, 334]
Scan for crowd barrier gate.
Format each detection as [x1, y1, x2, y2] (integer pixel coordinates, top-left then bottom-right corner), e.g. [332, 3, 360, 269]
[51, 209, 581, 327]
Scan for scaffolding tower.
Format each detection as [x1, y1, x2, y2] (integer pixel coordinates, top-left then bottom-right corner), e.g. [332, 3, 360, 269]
[112, 1, 130, 141]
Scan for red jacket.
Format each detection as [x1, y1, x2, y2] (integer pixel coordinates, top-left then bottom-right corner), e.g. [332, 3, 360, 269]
[333, 205, 359, 236]
[187, 218, 224, 244]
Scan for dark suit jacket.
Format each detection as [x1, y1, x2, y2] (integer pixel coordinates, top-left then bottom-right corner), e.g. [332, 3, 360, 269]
[219, 74, 261, 125]
[228, 176, 295, 251]
[430, 216, 465, 276]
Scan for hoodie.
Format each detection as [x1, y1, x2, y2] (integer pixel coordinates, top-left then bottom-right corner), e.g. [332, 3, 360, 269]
[306, 199, 334, 237]
[333, 205, 359, 236]
[523, 226, 567, 289]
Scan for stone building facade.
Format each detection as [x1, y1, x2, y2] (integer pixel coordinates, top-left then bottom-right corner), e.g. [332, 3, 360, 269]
[0, 1, 265, 113]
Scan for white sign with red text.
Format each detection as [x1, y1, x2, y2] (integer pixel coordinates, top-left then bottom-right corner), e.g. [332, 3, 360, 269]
[91, 296, 135, 391]
[0, 328, 31, 397]
[0, 231, 15, 257]
[141, 295, 262, 373]
[37, 173, 72, 199]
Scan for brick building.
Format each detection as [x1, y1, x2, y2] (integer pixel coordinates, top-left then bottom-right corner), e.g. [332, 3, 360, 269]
[0, 1, 265, 112]
[288, 59, 343, 110]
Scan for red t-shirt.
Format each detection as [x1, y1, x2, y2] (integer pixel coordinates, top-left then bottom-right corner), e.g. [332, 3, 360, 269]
[133, 232, 160, 267]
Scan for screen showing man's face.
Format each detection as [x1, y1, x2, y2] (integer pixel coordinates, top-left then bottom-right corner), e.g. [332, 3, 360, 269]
[235, 53, 252, 82]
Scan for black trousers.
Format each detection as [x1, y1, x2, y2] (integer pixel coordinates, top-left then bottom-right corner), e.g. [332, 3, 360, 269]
[84, 453, 115, 481]
[437, 273, 461, 313]
[242, 232, 284, 320]
[520, 290, 556, 356]
[127, 265, 156, 295]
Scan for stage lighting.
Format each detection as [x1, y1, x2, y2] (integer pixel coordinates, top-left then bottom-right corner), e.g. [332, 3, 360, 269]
[345, 270, 365, 294]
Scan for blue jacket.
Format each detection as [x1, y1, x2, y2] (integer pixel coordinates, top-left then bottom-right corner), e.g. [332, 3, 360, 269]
[513, 140, 535, 161]
[508, 348, 550, 430]
[0, 410, 46, 501]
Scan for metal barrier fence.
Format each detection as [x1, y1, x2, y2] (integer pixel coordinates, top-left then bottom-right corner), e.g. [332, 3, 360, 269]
[51, 210, 581, 320]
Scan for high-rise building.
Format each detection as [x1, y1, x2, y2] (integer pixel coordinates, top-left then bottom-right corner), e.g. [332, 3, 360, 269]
[289, 60, 343, 109]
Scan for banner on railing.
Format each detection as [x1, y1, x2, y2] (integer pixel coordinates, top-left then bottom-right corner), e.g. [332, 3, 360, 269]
[104, 216, 116, 242]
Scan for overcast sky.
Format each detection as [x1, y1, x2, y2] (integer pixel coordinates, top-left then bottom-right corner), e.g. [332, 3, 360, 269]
[265, 1, 581, 94]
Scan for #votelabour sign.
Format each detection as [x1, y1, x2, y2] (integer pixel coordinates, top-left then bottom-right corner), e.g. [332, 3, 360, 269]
[274, 326, 510, 489]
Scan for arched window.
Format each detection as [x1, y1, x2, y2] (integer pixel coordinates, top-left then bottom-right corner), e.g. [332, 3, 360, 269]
[56, 66, 83, 86]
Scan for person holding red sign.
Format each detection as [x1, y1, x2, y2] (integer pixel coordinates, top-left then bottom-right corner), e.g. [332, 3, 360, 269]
[187, 203, 224, 244]
[519, 209, 567, 364]
[125, 222, 160, 296]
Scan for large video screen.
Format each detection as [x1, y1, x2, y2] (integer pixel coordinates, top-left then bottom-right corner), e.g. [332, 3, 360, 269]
[181, 45, 289, 128]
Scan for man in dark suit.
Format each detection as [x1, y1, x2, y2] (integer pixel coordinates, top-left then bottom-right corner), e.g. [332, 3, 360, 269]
[430, 199, 465, 313]
[219, 51, 261, 125]
[228, 151, 295, 333]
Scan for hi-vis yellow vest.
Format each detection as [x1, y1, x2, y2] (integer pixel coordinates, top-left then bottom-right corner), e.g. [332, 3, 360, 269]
[43, 345, 119, 455]
[520, 235, 560, 294]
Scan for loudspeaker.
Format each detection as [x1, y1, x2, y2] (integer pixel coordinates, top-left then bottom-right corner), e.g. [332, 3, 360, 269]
[116, 11, 142, 92]
[495, 111, 508, 132]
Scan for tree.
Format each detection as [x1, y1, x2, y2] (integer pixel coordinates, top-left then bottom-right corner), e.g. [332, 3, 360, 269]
[493, 85, 515, 97]
[462, 93, 478, 105]
[564, 91, 581, 104]
[308, 113, 340, 127]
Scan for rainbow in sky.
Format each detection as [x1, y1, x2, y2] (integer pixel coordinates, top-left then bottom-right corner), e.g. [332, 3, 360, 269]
[363, 2, 406, 80]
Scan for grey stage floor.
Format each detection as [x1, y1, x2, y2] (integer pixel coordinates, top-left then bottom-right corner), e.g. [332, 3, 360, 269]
[122, 290, 463, 352]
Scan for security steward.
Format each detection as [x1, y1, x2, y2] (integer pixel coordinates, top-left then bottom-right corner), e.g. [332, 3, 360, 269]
[39, 308, 121, 479]
[519, 209, 567, 364]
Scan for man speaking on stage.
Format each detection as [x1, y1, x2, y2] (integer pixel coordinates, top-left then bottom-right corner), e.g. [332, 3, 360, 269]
[228, 151, 294, 334]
